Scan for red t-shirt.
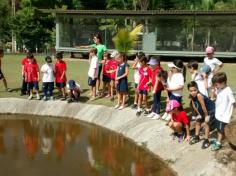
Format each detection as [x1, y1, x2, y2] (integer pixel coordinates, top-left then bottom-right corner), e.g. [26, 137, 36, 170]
[21, 57, 29, 65]
[172, 111, 190, 126]
[151, 65, 164, 92]
[109, 59, 118, 79]
[103, 60, 110, 77]
[138, 66, 152, 91]
[24, 62, 39, 82]
[55, 60, 67, 83]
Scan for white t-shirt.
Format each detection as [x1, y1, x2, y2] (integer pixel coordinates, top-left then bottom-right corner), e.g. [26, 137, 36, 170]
[133, 62, 141, 84]
[167, 72, 184, 97]
[66, 83, 82, 92]
[41, 63, 54, 82]
[215, 86, 235, 123]
[88, 56, 98, 78]
[192, 72, 208, 97]
[204, 57, 222, 72]
[204, 57, 222, 87]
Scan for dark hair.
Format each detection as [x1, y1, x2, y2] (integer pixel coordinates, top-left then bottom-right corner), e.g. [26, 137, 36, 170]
[173, 59, 186, 82]
[157, 70, 168, 82]
[0, 48, 4, 55]
[187, 81, 199, 90]
[187, 60, 198, 70]
[103, 52, 111, 59]
[28, 53, 34, 59]
[118, 52, 127, 63]
[212, 72, 227, 84]
[55, 52, 63, 59]
[136, 51, 145, 59]
[45, 56, 52, 62]
[90, 48, 97, 55]
[139, 56, 148, 64]
[94, 33, 102, 44]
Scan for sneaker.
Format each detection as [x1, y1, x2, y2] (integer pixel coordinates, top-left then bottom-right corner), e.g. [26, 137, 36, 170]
[211, 141, 221, 151]
[36, 94, 40, 100]
[152, 114, 161, 120]
[189, 135, 200, 145]
[131, 104, 138, 109]
[136, 110, 142, 116]
[147, 112, 156, 118]
[201, 139, 210, 149]
[28, 94, 33, 100]
[67, 98, 73, 103]
[177, 132, 185, 143]
[42, 96, 47, 101]
[143, 110, 150, 116]
[114, 104, 120, 109]
[49, 96, 54, 100]
[118, 106, 124, 110]
[161, 112, 168, 120]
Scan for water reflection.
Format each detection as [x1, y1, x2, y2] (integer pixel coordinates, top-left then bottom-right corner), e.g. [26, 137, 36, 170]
[0, 115, 175, 176]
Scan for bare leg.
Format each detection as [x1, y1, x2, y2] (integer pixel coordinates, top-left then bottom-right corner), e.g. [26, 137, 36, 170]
[2, 78, 8, 90]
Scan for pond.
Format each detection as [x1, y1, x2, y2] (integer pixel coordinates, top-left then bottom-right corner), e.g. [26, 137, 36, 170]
[0, 114, 175, 176]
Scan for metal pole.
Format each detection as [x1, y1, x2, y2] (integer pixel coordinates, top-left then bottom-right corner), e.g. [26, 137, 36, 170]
[11, 0, 16, 53]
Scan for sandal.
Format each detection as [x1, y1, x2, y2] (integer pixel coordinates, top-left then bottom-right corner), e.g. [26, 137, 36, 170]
[189, 135, 200, 145]
[201, 139, 210, 149]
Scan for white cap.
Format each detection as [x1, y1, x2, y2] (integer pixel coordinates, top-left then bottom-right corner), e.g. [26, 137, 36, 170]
[111, 50, 118, 58]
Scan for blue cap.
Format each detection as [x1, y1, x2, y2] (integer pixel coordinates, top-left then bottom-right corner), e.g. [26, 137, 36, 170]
[200, 65, 211, 74]
[68, 80, 76, 89]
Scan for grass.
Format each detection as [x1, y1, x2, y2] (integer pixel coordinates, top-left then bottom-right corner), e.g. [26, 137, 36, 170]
[0, 53, 236, 110]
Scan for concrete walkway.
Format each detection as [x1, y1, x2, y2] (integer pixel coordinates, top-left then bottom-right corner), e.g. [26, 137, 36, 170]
[0, 98, 235, 176]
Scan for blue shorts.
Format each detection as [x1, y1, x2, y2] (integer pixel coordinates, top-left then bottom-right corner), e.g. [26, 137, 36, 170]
[168, 92, 182, 104]
[88, 77, 97, 87]
[215, 119, 227, 134]
[139, 90, 148, 95]
[27, 81, 39, 90]
[56, 82, 66, 88]
[102, 75, 111, 83]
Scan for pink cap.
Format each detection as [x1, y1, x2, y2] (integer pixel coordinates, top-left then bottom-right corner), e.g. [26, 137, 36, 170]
[166, 100, 180, 112]
[205, 46, 214, 54]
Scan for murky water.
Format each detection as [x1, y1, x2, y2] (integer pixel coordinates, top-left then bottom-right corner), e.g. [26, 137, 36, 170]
[0, 114, 175, 176]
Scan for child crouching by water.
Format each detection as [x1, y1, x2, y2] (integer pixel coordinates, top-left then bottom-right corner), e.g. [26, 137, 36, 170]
[166, 100, 191, 142]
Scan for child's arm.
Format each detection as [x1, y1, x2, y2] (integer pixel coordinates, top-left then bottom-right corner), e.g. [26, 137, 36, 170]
[152, 75, 159, 94]
[166, 85, 184, 91]
[116, 66, 129, 80]
[213, 63, 224, 74]
[131, 58, 139, 69]
[60, 71, 65, 81]
[202, 73, 209, 89]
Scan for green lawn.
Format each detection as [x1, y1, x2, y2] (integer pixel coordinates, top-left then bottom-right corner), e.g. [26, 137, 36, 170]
[1, 54, 236, 110]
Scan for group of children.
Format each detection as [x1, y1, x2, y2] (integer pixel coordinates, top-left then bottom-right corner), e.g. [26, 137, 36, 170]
[87, 46, 235, 151]
[1, 45, 235, 151]
[20, 52, 82, 103]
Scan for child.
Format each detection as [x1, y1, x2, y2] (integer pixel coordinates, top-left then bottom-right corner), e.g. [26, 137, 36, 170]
[147, 57, 165, 119]
[20, 52, 31, 95]
[41, 56, 55, 101]
[149, 70, 168, 120]
[88, 48, 99, 100]
[0, 49, 9, 91]
[54, 52, 67, 100]
[166, 100, 191, 142]
[136, 56, 152, 116]
[114, 53, 129, 110]
[107, 50, 118, 100]
[187, 60, 209, 97]
[102, 52, 111, 97]
[24, 54, 40, 100]
[188, 81, 215, 149]
[162, 60, 185, 120]
[211, 72, 235, 151]
[66, 80, 82, 103]
[131, 52, 145, 109]
[204, 46, 223, 98]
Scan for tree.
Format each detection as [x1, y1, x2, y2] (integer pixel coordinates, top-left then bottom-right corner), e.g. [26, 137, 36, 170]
[0, 0, 11, 46]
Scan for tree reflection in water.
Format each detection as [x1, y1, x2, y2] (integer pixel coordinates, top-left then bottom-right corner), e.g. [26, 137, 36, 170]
[0, 115, 175, 176]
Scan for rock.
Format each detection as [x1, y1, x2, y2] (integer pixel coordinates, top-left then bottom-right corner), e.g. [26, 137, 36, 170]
[225, 115, 236, 147]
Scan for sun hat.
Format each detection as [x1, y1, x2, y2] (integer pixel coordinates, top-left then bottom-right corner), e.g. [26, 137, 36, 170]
[148, 57, 160, 66]
[111, 50, 118, 58]
[166, 100, 180, 112]
[200, 64, 211, 74]
[205, 46, 214, 54]
[168, 63, 182, 70]
[68, 80, 76, 89]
